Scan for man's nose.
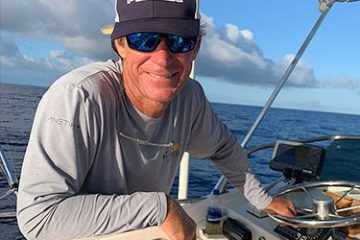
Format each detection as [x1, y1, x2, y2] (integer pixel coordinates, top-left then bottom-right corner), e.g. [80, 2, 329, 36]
[151, 38, 173, 66]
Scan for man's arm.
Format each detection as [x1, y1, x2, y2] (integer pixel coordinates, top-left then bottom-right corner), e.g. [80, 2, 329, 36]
[160, 195, 197, 240]
[186, 85, 295, 214]
[17, 84, 167, 239]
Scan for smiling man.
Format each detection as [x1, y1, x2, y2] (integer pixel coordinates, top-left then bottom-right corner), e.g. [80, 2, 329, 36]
[17, 0, 295, 239]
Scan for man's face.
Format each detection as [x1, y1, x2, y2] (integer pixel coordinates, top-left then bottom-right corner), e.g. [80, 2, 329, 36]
[115, 36, 200, 106]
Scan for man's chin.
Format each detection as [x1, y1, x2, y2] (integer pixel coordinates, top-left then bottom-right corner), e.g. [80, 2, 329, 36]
[152, 92, 178, 104]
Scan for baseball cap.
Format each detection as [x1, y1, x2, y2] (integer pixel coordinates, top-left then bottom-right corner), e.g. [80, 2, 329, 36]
[111, 0, 200, 41]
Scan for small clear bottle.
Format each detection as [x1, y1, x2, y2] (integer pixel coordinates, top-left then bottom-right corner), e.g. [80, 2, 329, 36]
[205, 189, 223, 235]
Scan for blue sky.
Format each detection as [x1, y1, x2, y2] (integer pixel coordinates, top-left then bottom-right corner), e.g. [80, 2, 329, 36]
[1, 0, 359, 115]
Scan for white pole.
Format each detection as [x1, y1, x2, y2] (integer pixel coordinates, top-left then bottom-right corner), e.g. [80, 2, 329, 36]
[177, 62, 195, 200]
[178, 152, 190, 200]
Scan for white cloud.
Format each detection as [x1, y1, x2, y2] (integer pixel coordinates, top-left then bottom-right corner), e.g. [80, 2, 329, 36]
[279, 54, 316, 87]
[50, 50, 64, 58]
[320, 75, 360, 94]
[196, 14, 317, 88]
[0, 1, 357, 91]
[0, 36, 44, 71]
[0, 35, 93, 83]
[0, 0, 114, 59]
[224, 24, 253, 43]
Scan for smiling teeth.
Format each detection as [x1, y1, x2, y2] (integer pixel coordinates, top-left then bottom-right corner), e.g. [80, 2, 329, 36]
[149, 73, 174, 78]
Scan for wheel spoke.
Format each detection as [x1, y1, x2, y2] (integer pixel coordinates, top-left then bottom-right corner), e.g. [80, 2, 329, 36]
[272, 181, 360, 228]
[335, 186, 355, 205]
[328, 214, 343, 219]
[302, 186, 315, 201]
[336, 204, 360, 213]
[295, 207, 313, 214]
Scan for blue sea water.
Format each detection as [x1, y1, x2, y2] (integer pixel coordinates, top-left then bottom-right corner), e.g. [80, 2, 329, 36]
[0, 83, 359, 239]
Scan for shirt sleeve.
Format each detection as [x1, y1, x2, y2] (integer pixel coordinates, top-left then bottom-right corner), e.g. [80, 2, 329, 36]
[16, 85, 167, 240]
[186, 85, 272, 210]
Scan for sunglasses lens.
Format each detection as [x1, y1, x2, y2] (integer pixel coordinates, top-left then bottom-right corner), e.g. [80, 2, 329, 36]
[126, 33, 196, 53]
[126, 33, 161, 52]
[166, 35, 196, 53]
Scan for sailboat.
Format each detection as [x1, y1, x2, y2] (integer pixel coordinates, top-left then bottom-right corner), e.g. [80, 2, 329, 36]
[1, 0, 359, 239]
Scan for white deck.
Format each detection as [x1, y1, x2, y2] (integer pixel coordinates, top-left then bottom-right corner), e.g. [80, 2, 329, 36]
[75, 188, 360, 240]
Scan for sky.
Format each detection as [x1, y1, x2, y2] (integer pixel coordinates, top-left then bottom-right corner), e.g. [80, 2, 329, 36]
[0, 0, 359, 115]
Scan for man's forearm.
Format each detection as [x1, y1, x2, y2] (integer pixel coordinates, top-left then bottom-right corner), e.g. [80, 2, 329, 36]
[17, 191, 167, 239]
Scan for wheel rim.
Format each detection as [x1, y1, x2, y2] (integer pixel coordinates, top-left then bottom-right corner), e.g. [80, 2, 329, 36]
[268, 181, 360, 228]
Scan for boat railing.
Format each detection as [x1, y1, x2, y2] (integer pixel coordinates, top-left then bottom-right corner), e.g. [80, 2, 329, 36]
[0, 144, 18, 218]
[213, 0, 360, 194]
[0, 144, 18, 190]
[246, 134, 360, 156]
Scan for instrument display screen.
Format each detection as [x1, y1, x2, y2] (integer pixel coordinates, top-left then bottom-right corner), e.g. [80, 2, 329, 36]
[270, 141, 326, 178]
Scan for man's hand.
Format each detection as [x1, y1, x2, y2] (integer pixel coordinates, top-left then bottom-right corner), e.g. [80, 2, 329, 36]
[160, 195, 197, 240]
[265, 197, 297, 217]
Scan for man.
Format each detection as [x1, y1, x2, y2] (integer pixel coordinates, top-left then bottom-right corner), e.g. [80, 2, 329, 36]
[17, 0, 295, 239]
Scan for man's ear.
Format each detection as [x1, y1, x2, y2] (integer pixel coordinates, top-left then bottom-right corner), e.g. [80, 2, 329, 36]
[113, 38, 127, 58]
[192, 37, 202, 59]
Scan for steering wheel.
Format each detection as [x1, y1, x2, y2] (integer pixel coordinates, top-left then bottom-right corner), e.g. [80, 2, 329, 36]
[267, 181, 360, 228]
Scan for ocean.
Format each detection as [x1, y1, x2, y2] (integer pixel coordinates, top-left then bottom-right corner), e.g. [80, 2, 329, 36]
[0, 82, 359, 239]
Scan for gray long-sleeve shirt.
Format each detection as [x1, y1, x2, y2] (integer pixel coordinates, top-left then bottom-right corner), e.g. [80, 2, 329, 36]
[17, 60, 272, 239]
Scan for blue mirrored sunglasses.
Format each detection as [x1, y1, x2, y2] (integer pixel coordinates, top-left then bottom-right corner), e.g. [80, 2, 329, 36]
[126, 32, 197, 54]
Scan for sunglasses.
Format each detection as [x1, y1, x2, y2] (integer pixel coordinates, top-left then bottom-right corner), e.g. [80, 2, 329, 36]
[126, 32, 197, 54]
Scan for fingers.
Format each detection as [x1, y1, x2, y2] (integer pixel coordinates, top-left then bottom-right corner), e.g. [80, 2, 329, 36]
[281, 199, 296, 217]
[284, 206, 297, 217]
[265, 197, 297, 217]
[288, 202, 297, 216]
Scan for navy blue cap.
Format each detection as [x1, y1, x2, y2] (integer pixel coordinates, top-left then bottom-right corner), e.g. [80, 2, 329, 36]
[111, 0, 200, 40]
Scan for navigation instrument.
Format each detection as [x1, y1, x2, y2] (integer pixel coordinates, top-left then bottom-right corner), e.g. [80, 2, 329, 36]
[270, 140, 326, 179]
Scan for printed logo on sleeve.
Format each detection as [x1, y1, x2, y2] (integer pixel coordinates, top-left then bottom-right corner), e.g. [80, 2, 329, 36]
[47, 117, 80, 128]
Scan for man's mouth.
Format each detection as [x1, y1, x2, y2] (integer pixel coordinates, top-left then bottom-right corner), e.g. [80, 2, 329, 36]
[148, 72, 176, 79]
